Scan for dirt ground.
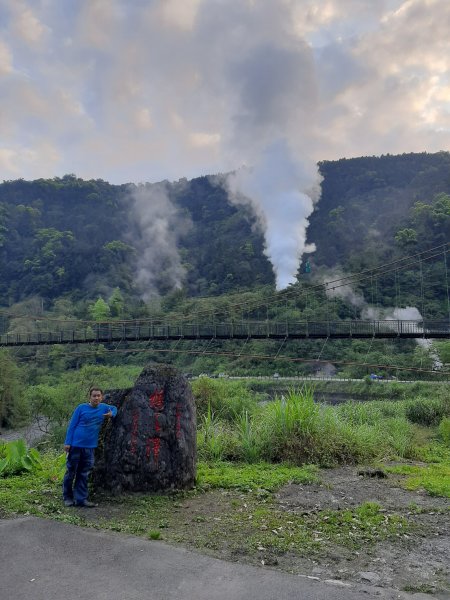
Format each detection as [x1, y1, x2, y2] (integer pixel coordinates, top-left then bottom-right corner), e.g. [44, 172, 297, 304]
[273, 466, 449, 595]
[73, 464, 449, 597]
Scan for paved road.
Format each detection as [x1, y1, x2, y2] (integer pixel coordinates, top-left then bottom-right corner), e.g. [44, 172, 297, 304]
[0, 517, 436, 600]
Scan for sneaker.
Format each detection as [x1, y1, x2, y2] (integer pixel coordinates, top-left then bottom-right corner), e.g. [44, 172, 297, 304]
[75, 501, 98, 508]
[64, 499, 74, 507]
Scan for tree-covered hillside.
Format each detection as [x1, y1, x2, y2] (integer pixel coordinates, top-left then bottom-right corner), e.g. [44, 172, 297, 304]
[1, 153, 449, 428]
[0, 151, 448, 320]
[307, 152, 450, 269]
[0, 175, 274, 309]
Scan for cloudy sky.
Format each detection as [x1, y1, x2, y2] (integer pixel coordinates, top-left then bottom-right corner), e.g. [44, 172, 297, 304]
[1, 0, 449, 185]
[1, 0, 449, 290]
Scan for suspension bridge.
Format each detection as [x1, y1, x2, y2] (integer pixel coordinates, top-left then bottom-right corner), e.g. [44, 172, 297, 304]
[0, 319, 449, 347]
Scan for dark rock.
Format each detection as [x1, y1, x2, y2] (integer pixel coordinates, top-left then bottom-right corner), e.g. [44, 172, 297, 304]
[357, 468, 388, 479]
[92, 364, 196, 493]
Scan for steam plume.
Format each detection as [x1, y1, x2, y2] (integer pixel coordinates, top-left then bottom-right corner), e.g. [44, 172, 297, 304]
[128, 183, 191, 299]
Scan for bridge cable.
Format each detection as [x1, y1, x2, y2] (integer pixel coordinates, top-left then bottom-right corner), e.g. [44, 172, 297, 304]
[0, 243, 448, 325]
[419, 257, 426, 321]
[444, 247, 450, 322]
[316, 336, 329, 362]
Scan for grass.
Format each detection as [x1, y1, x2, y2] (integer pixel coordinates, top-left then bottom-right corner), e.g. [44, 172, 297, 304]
[196, 387, 435, 466]
[197, 461, 319, 491]
[0, 449, 441, 580]
[383, 439, 450, 498]
[385, 462, 450, 498]
[241, 501, 408, 555]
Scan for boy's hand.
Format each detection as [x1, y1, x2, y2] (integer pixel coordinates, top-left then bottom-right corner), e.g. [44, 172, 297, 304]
[64, 444, 70, 452]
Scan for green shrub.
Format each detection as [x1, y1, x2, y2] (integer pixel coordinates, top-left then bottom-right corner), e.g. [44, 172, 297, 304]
[438, 417, 450, 446]
[192, 377, 258, 422]
[253, 388, 417, 466]
[0, 350, 29, 428]
[405, 397, 449, 426]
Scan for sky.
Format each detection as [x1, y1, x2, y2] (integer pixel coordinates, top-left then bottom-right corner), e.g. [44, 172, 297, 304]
[1, 0, 449, 289]
[1, 0, 449, 184]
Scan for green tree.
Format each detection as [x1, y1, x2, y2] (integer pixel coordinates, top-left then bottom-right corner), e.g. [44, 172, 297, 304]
[109, 287, 125, 318]
[394, 228, 417, 248]
[0, 350, 27, 428]
[88, 297, 111, 321]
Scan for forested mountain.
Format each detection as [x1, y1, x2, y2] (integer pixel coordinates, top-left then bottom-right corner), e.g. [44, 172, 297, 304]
[1, 152, 449, 425]
[0, 152, 449, 319]
[308, 152, 450, 270]
[0, 175, 274, 310]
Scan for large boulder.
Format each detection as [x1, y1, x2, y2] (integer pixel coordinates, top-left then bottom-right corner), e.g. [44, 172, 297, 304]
[92, 364, 196, 493]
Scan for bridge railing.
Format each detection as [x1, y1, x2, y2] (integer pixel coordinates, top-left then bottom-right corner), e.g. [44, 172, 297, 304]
[1, 320, 449, 346]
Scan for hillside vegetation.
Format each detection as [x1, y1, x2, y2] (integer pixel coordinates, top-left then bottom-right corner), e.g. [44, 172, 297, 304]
[0, 152, 449, 427]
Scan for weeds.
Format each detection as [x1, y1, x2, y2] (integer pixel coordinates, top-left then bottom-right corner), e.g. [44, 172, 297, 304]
[438, 417, 450, 446]
[192, 378, 258, 422]
[386, 462, 450, 497]
[195, 388, 432, 466]
[405, 396, 449, 427]
[197, 461, 318, 491]
[234, 410, 261, 463]
[196, 405, 234, 461]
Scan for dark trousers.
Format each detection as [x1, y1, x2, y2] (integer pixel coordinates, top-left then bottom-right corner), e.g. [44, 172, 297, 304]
[63, 447, 95, 505]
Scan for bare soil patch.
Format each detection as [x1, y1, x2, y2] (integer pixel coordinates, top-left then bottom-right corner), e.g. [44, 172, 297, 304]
[274, 465, 449, 595]
[73, 464, 449, 597]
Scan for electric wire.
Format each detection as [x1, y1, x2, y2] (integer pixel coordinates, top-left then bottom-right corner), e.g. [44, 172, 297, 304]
[0, 243, 448, 326]
[9, 343, 449, 378]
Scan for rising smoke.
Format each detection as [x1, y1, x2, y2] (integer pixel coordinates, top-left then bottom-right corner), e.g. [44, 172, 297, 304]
[325, 279, 443, 369]
[127, 183, 191, 300]
[219, 18, 323, 290]
[133, 1, 324, 293]
[226, 142, 319, 289]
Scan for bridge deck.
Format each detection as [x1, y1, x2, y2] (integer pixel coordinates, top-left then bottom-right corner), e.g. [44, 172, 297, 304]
[0, 320, 448, 346]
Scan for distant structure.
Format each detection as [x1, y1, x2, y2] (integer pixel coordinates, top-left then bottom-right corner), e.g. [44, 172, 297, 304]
[92, 364, 196, 493]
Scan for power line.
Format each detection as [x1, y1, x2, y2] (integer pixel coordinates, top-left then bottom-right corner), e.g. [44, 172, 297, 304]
[1, 243, 447, 325]
[9, 342, 449, 377]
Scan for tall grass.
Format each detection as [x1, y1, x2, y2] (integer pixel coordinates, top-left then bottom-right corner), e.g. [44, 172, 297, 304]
[196, 405, 234, 461]
[195, 384, 426, 466]
[192, 377, 259, 422]
[405, 396, 449, 427]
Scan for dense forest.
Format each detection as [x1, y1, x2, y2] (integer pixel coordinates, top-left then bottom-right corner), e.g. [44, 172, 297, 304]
[0, 152, 449, 309]
[0, 174, 273, 307]
[309, 151, 450, 269]
[0, 152, 449, 427]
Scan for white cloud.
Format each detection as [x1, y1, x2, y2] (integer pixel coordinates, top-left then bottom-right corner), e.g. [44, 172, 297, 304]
[0, 142, 60, 179]
[0, 40, 13, 76]
[12, 4, 50, 46]
[2, 0, 448, 182]
[1, 0, 450, 288]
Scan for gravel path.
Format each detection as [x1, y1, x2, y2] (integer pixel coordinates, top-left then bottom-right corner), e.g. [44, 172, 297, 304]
[0, 418, 49, 446]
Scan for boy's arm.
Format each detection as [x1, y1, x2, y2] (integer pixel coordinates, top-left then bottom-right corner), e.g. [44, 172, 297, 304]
[102, 404, 118, 418]
[64, 405, 82, 449]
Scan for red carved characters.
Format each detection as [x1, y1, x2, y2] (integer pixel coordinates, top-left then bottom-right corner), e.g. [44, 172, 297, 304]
[149, 389, 164, 411]
[146, 391, 164, 464]
[154, 413, 161, 433]
[145, 437, 160, 464]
